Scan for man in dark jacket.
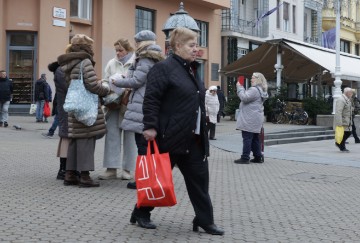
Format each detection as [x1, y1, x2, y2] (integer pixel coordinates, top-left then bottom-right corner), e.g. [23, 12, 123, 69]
[34, 73, 47, 122]
[0, 70, 13, 127]
[216, 85, 226, 122]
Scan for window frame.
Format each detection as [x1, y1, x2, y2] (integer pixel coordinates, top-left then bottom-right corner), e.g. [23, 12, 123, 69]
[195, 20, 208, 47]
[135, 6, 156, 33]
[70, 0, 92, 21]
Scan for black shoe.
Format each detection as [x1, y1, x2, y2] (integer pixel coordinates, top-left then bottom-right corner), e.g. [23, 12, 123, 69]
[335, 142, 340, 149]
[209, 138, 217, 140]
[355, 140, 360, 144]
[3, 122, 8, 127]
[250, 156, 264, 163]
[56, 170, 66, 180]
[340, 148, 350, 152]
[0, 122, 3, 127]
[193, 218, 224, 235]
[127, 181, 136, 189]
[130, 214, 156, 229]
[234, 158, 250, 164]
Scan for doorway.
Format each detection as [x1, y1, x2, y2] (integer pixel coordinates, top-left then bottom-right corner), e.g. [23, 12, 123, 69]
[6, 32, 37, 105]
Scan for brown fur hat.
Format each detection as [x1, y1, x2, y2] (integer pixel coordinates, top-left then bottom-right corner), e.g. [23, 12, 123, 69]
[71, 34, 94, 46]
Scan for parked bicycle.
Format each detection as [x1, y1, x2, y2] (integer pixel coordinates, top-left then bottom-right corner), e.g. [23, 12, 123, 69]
[271, 99, 309, 125]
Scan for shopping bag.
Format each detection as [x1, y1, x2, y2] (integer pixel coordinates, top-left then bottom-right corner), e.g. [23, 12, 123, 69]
[29, 104, 37, 115]
[335, 126, 344, 144]
[135, 140, 177, 207]
[43, 101, 51, 118]
[63, 61, 98, 126]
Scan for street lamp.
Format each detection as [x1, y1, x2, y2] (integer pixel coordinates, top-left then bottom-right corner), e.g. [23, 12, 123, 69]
[332, 0, 342, 114]
[162, 2, 200, 56]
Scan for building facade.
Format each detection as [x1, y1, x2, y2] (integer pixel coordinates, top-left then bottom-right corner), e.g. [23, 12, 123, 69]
[221, 0, 324, 98]
[0, 0, 230, 111]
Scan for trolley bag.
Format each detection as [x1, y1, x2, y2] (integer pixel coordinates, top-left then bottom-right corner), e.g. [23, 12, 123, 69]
[135, 140, 177, 207]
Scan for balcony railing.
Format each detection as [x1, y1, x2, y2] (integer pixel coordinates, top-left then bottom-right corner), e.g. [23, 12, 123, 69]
[222, 11, 267, 38]
[304, 36, 320, 45]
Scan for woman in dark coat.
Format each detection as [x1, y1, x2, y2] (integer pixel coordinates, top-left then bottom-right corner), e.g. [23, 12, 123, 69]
[130, 27, 224, 235]
[48, 61, 68, 179]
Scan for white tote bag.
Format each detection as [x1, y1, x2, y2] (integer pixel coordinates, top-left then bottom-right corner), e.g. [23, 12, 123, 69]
[63, 61, 98, 126]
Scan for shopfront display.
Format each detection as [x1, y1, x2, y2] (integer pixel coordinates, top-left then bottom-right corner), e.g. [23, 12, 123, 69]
[7, 33, 36, 104]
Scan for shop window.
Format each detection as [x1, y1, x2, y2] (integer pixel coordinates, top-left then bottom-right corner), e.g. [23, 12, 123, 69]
[195, 20, 208, 47]
[136, 7, 155, 33]
[70, 0, 92, 20]
[7, 32, 37, 104]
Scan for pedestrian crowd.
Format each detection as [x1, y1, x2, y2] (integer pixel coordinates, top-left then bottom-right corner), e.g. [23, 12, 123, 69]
[3, 26, 360, 237]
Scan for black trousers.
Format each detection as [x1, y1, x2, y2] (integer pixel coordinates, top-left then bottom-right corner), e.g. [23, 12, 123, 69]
[133, 135, 214, 225]
[352, 121, 360, 142]
[207, 122, 216, 139]
[340, 131, 352, 149]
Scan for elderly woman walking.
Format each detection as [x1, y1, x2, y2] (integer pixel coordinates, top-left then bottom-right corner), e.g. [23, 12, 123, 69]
[234, 72, 268, 164]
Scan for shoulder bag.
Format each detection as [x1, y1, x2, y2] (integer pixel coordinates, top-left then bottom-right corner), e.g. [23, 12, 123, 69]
[63, 60, 98, 126]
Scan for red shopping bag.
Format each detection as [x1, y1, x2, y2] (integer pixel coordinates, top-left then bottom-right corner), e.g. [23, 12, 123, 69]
[43, 101, 51, 118]
[135, 140, 177, 207]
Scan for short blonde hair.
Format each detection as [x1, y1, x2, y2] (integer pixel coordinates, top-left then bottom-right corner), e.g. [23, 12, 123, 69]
[169, 27, 198, 52]
[114, 38, 134, 52]
[252, 72, 268, 92]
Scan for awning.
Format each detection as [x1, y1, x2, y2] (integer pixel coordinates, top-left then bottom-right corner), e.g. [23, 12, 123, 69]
[221, 38, 360, 83]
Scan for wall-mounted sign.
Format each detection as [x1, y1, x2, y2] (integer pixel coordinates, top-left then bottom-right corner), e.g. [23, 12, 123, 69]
[53, 19, 66, 27]
[53, 7, 66, 19]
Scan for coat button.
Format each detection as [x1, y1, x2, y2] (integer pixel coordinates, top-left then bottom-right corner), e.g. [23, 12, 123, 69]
[197, 91, 200, 93]
[192, 130, 195, 133]
[196, 110, 199, 113]
[186, 150, 190, 153]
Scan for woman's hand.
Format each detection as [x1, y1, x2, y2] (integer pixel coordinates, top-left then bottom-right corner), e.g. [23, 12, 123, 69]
[143, 128, 157, 141]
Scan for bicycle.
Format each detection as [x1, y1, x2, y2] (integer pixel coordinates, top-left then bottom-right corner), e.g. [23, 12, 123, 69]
[271, 99, 309, 125]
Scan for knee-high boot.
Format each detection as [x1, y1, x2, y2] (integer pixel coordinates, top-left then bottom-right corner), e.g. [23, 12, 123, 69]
[56, 158, 66, 180]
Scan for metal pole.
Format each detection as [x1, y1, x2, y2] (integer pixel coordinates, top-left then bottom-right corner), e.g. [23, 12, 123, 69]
[275, 45, 283, 90]
[332, 0, 342, 114]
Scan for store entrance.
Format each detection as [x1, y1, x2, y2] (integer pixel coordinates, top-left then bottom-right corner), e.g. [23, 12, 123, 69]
[7, 32, 37, 106]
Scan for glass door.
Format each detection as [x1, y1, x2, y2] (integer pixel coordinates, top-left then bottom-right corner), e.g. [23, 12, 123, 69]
[7, 32, 37, 104]
[9, 50, 34, 104]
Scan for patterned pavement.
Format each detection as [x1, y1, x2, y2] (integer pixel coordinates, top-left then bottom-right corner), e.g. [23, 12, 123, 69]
[0, 116, 360, 242]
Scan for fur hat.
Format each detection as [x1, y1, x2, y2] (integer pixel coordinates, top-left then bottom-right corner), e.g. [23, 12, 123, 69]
[209, 86, 217, 91]
[71, 34, 94, 46]
[134, 30, 156, 43]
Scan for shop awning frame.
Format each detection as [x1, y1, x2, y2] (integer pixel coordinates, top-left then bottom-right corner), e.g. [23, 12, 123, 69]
[221, 38, 360, 83]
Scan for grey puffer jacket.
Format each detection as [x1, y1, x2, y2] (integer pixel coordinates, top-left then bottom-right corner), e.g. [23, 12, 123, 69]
[112, 44, 164, 134]
[57, 52, 110, 138]
[236, 85, 268, 133]
[334, 94, 352, 131]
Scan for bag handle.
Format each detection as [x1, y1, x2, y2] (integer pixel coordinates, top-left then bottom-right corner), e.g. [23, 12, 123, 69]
[147, 140, 160, 156]
[78, 60, 84, 81]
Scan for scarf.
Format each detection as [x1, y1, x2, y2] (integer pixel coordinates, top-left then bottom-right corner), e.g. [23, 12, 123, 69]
[118, 52, 134, 65]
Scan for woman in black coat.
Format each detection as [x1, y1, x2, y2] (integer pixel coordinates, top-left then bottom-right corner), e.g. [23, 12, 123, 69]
[48, 61, 69, 180]
[130, 27, 224, 235]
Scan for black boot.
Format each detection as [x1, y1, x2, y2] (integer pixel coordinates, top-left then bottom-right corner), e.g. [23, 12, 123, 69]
[250, 156, 264, 163]
[130, 205, 156, 229]
[56, 158, 66, 180]
[192, 217, 224, 235]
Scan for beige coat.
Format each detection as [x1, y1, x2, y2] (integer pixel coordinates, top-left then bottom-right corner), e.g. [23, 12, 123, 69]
[58, 52, 110, 138]
[334, 94, 352, 131]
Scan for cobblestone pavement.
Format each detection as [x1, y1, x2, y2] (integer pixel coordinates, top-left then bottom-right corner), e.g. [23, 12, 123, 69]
[1, 116, 360, 242]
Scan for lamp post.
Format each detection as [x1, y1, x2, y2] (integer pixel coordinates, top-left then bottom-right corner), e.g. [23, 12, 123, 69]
[162, 2, 200, 56]
[332, 0, 342, 114]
